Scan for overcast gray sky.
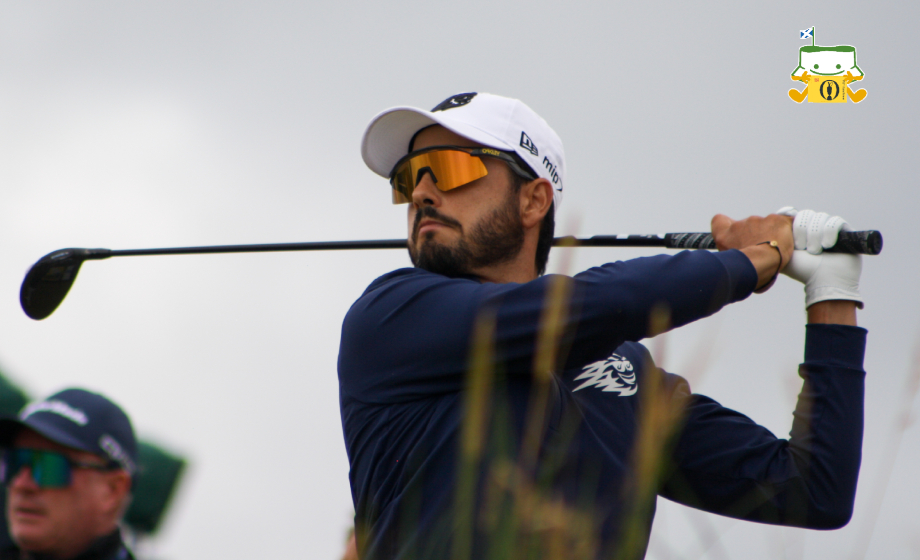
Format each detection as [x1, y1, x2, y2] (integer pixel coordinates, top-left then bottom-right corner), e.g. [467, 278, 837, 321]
[1, 1, 918, 558]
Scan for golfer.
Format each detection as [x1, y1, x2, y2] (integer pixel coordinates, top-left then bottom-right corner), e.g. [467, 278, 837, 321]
[339, 92, 866, 560]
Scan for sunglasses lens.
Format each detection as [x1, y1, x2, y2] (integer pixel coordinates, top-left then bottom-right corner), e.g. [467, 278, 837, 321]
[390, 150, 488, 204]
[35, 451, 71, 488]
[1, 449, 72, 488]
[391, 170, 413, 204]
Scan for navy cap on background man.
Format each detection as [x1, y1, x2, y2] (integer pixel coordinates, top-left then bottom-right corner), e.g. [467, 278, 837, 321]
[0, 389, 137, 560]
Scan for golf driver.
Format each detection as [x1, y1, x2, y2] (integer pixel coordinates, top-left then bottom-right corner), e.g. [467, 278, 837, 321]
[20, 230, 882, 320]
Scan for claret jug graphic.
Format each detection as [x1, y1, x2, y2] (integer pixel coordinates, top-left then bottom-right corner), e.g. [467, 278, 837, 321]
[789, 27, 867, 103]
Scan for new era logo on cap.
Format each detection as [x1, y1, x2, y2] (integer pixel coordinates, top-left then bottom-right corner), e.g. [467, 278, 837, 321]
[520, 132, 539, 156]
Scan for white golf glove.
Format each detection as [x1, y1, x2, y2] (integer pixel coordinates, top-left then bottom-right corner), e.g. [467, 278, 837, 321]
[777, 207, 852, 254]
[776, 207, 863, 309]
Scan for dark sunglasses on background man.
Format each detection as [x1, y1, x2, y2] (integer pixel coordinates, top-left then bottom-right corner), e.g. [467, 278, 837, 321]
[389, 145, 537, 204]
[1, 448, 118, 489]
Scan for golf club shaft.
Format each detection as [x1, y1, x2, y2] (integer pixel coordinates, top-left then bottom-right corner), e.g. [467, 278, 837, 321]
[81, 230, 882, 259]
[19, 230, 882, 320]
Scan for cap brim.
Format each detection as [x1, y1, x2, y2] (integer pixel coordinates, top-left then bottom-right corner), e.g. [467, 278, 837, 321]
[361, 106, 516, 179]
[0, 417, 96, 454]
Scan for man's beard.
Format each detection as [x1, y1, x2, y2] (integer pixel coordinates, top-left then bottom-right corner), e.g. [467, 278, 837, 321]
[408, 191, 525, 278]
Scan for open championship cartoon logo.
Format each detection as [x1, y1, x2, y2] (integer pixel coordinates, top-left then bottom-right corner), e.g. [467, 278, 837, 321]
[789, 27, 867, 104]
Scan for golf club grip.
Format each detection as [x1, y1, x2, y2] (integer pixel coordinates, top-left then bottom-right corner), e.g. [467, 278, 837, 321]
[659, 230, 881, 255]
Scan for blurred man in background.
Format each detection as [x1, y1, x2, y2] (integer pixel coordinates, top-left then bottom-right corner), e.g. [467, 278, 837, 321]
[0, 388, 137, 560]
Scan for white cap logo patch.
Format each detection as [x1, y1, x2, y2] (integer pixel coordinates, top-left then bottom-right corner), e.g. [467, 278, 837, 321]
[431, 93, 477, 112]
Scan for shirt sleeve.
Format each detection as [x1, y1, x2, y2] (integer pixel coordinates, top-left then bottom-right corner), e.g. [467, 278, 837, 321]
[338, 249, 757, 404]
[660, 324, 868, 529]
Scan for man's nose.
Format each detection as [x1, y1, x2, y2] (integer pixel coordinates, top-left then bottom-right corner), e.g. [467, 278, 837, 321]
[411, 171, 442, 207]
[8, 466, 38, 491]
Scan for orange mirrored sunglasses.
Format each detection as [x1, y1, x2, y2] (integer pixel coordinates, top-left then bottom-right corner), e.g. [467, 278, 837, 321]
[389, 146, 536, 204]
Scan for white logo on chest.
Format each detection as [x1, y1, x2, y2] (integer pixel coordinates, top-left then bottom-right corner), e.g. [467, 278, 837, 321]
[572, 353, 637, 396]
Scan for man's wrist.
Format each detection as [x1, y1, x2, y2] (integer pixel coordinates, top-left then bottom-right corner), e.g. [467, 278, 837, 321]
[807, 300, 858, 326]
[740, 243, 784, 292]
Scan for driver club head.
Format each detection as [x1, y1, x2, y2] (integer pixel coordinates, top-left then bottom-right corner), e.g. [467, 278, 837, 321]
[20, 248, 110, 320]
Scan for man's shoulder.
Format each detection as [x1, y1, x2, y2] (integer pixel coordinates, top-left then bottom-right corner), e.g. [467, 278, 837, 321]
[342, 268, 481, 335]
[364, 267, 418, 289]
[361, 267, 474, 292]
[348, 268, 421, 310]
[352, 268, 487, 308]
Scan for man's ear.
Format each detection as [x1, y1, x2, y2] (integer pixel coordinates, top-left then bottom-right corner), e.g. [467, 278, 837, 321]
[519, 178, 554, 229]
[100, 470, 132, 517]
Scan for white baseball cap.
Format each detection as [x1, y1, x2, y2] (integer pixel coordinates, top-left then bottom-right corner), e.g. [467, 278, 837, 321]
[361, 92, 565, 208]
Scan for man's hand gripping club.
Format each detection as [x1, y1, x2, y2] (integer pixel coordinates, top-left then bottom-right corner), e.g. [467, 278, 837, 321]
[710, 212, 794, 293]
[777, 207, 862, 325]
[710, 209, 861, 326]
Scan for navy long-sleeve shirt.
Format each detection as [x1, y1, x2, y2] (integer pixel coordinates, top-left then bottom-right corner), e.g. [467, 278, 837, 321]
[338, 249, 866, 560]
